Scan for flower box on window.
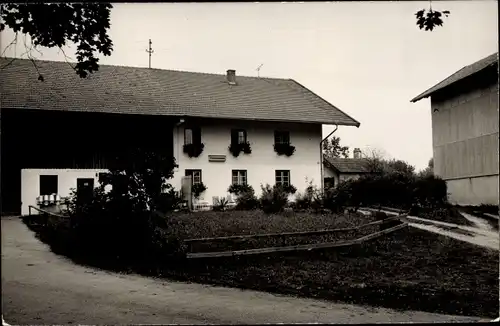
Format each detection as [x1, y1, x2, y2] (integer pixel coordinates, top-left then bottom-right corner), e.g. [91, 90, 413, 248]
[274, 143, 295, 156]
[183, 143, 205, 158]
[228, 141, 252, 157]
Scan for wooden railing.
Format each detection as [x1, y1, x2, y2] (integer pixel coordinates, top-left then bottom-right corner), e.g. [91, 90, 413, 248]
[28, 205, 67, 220]
[184, 215, 406, 244]
[186, 222, 408, 259]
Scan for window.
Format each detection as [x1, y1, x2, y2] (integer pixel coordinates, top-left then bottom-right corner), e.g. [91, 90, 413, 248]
[232, 170, 247, 185]
[324, 177, 335, 189]
[184, 127, 201, 145]
[275, 170, 290, 186]
[98, 172, 107, 183]
[185, 169, 202, 185]
[231, 129, 247, 145]
[40, 175, 58, 196]
[274, 131, 290, 145]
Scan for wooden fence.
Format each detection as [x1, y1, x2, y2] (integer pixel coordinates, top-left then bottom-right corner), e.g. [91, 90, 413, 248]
[186, 214, 409, 259]
[186, 223, 408, 259]
[184, 215, 406, 244]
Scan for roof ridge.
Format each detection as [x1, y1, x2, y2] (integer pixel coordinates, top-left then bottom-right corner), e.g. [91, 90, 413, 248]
[0, 56, 290, 81]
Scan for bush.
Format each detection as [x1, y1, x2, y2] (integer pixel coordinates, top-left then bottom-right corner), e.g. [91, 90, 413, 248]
[191, 182, 207, 199]
[259, 183, 296, 214]
[228, 183, 252, 196]
[156, 187, 184, 213]
[413, 174, 447, 208]
[65, 148, 181, 267]
[228, 184, 259, 210]
[213, 197, 229, 211]
[294, 185, 314, 210]
[325, 171, 448, 213]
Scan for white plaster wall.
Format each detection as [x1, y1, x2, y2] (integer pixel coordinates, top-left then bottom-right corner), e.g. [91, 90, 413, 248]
[21, 169, 107, 215]
[323, 165, 339, 187]
[171, 119, 322, 201]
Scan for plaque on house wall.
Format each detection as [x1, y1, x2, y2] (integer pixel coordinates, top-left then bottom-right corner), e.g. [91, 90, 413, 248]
[208, 155, 226, 163]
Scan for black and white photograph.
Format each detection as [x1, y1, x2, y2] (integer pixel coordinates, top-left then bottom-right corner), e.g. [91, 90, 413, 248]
[1, 1, 498, 324]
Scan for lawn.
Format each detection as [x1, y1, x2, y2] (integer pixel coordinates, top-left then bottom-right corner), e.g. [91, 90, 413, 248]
[165, 226, 499, 318]
[163, 210, 377, 239]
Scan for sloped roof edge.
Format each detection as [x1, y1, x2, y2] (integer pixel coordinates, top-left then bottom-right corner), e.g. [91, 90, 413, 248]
[410, 52, 499, 103]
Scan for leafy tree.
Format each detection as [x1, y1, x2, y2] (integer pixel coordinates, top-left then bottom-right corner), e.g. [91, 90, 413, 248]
[0, 3, 113, 80]
[418, 157, 434, 177]
[386, 159, 416, 177]
[415, 1, 450, 31]
[99, 147, 178, 212]
[361, 148, 387, 174]
[322, 136, 349, 158]
[67, 148, 180, 265]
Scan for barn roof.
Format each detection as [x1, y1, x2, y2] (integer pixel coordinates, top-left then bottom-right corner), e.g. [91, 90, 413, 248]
[411, 52, 498, 103]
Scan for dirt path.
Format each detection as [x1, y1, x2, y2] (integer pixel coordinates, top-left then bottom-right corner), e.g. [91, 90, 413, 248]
[358, 208, 499, 251]
[460, 211, 495, 231]
[1, 217, 484, 324]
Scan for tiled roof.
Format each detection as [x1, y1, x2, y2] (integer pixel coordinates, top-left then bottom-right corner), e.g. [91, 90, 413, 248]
[411, 52, 498, 103]
[324, 157, 370, 173]
[0, 58, 360, 126]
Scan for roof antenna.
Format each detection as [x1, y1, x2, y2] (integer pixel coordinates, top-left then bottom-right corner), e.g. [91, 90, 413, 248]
[145, 39, 154, 68]
[256, 63, 264, 77]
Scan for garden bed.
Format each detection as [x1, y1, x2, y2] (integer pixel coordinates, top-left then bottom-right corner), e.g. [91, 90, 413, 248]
[162, 210, 376, 240]
[187, 227, 382, 253]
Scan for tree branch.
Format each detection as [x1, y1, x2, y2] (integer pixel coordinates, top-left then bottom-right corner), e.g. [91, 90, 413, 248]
[58, 46, 76, 72]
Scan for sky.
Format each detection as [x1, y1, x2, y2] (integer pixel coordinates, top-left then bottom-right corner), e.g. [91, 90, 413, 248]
[1, 1, 498, 170]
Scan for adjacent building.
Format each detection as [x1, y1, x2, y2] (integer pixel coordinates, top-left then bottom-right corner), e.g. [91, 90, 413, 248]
[323, 148, 371, 188]
[411, 52, 499, 206]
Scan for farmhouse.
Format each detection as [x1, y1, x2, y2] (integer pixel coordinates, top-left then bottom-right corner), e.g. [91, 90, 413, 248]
[323, 148, 370, 188]
[0, 58, 360, 215]
[411, 52, 499, 206]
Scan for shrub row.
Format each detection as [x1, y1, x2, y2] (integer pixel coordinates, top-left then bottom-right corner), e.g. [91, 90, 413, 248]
[323, 173, 448, 212]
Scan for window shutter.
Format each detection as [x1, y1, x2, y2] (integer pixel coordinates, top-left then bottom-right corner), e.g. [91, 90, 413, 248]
[193, 127, 202, 144]
[231, 129, 238, 145]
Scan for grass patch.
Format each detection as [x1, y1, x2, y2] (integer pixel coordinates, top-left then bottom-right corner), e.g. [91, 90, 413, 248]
[408, 206, 474, 227]
[163, 210, 376, 239]
[171, 227, 499, 318]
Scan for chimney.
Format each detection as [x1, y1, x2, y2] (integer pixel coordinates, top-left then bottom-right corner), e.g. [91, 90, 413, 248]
[226, 69, 236, 85]
[353, 148, 361, 159]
